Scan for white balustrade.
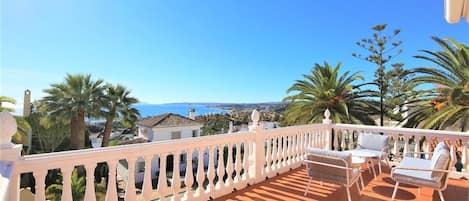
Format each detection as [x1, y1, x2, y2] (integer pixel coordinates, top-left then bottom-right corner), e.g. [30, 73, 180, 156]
[2, 110, 469, 201]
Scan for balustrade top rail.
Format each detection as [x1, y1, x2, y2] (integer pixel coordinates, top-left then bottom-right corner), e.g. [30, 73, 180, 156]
[332, 123, 469, 140]
[14, 130, 255, 173]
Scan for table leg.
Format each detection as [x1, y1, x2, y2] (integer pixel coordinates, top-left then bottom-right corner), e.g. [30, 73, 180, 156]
[368, 158, 377, 179]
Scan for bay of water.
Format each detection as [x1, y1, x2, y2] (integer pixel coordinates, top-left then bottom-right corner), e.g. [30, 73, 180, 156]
[134, 103, 227, 118]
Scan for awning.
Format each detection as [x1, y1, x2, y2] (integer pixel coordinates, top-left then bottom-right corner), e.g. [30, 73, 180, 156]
[445, 0, 469, 23]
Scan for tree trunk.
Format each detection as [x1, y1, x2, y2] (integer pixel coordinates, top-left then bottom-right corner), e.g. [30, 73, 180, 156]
[101, 117, 114, 147]
[380, 93, 384, 127]
[70, 110, 86, 150]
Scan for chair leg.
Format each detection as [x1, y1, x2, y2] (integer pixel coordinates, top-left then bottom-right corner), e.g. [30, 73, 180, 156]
[360, 174, 365, 190]
[438, 190, 445, 201]
[346, 186, 352, 201]
[378, 159, 382, 174]
[391, 182, 399, 200]
[304, 178, 312, 196]
[356, 182, 361, 195]
[418, 187, 421, 197]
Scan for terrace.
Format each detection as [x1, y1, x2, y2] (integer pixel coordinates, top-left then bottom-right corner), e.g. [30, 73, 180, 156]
[1, 110, 468, 201]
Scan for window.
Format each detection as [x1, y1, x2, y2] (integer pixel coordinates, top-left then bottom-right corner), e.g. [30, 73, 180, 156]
[171, 131, 181, 139]
[192, 130, 198, 137]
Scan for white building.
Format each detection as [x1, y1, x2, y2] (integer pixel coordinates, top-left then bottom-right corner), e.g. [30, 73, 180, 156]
[137, 112, 202, 141]
[121, 112, 204, 183]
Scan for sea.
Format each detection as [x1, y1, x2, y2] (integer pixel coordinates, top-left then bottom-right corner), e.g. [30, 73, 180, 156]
[134, 103, 227, 118]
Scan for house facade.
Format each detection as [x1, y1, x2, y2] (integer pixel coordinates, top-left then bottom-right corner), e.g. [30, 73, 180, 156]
[137, 112, 202, 141]
[124, 112, 204, 183]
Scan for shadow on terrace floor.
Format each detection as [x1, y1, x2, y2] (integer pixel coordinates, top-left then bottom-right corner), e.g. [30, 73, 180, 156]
[216, 166, 469, 201]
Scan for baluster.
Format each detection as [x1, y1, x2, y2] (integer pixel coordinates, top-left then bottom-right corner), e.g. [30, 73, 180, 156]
[314, 131, 323, 149]
[105, 160, 118, 201]
[425, 137, 432, 159]
[276, 136, 282, 168]
[299, 133, 304, 159]
[60, 167, 74, 201]
[184, 149, 194, 200]
[142, 156, 154, 201]
[172, 151, 182, 200]
[216, 145, 225, 190]
[226, 143, 234, 186]
[265, 138, 271, 173]
[393, 135, 399, 161]
[307, 132, 312, 148]
[414, 136, 421, 158]
[281, 136, 286, 167]
[207, 146, 216, 193]
[84, 164, 97, 201]
[341, 131, 346, 151]
[317, 131, 321, 147]
[462, 142, 468, 172]
[234, 143, 242, 183]
[450, 140, 457, 171]
[403, 136, 409, 157]
[293, 134, 298, 162]
[124, 158, 136, 201]
[33, 169, 47, 201]
[242, 142, 250, 182]
[311, 132, 315, 148]
[196, 148, 205, 197]
[348, 132, 353, 150]
[271, 137, 277, 171]
[158, 153, 168, 200]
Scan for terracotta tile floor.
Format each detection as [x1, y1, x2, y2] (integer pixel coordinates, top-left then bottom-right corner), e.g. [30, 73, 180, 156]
[217, 166, 469, 201]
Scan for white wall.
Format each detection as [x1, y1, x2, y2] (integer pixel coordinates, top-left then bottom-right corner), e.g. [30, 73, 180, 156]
[150, 125, 202, 142]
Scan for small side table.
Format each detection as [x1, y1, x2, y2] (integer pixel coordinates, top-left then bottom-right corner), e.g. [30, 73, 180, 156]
[346, 150, 378, 179]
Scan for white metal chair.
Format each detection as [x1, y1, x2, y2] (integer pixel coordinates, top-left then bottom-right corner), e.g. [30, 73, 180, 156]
[391, 142, 451, 201]
[304, 148, 364, 201]
[353, 133, 390, 174]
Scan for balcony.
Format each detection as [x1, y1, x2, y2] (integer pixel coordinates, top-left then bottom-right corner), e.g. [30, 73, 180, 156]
[1, 110, 468, 201]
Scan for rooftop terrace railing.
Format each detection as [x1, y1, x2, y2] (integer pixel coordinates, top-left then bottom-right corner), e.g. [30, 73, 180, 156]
[0, 110, 468, 201]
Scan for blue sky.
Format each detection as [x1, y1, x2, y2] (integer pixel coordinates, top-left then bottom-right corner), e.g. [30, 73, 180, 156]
[1, 0, 468, 107]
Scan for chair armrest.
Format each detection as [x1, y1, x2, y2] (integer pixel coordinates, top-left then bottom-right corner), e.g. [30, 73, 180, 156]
[404, 152, 434, 157]
[391, 167, 450, 176]
[303, 159, 356, 171]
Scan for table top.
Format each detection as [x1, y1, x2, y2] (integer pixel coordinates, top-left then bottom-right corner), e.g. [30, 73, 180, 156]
[352, 156, 366, 165]
[344, 150, 378, 158]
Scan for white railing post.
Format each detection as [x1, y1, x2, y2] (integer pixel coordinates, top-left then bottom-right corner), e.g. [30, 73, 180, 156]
[0, 111, 23, 201]
[323, 109, 333, 150]
[250, 110, 265, 183]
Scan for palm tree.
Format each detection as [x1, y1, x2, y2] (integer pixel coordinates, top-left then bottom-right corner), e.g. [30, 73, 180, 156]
[0, 96, 31, 145]
[0, 96, 17, 112]
[403, 37, 469, 131]
[41, 74, 104, 149]
[282, 62, 376, 125]
[101, 84, 140, 147]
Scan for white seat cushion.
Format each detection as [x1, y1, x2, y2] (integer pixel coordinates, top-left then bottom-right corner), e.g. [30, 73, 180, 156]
[393, 157, 442, 189]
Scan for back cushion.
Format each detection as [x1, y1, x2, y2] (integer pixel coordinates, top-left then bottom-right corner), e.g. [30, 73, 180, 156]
[430, 149, 450, 181]
[433, 141, 449, 153]
[358, 133, 389, 151]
